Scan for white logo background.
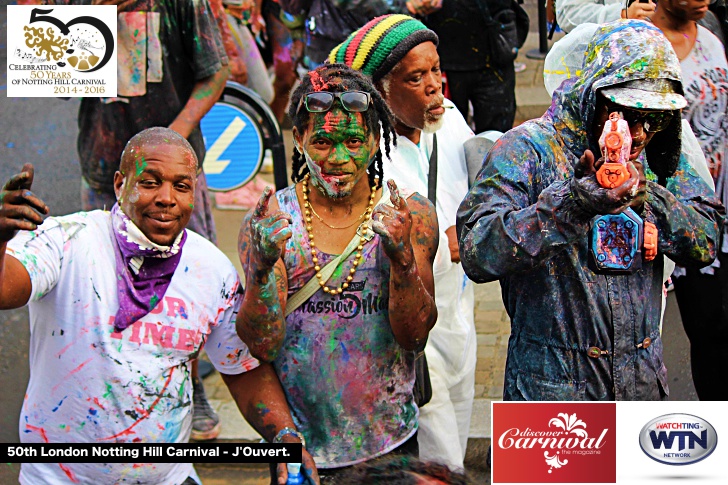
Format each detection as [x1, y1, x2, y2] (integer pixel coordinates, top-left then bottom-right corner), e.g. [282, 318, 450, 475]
[617, 402, 727, 484]
[6, 5, 117, 98]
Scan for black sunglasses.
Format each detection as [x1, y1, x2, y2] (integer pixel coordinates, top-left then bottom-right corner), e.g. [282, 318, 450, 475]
[297, 91, 371, 114]
[604, 101, 675, 133]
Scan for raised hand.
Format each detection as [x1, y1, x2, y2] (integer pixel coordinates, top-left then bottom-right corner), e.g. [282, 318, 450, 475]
[247, 187, 292, 270]
[371, 179, 415, 270]
[0, 163, 49, 243]
[623, 0, 656, 22]
[571, 149, 640, 216]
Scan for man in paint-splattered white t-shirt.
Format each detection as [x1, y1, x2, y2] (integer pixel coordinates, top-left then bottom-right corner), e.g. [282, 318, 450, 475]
[0, 128, 315, 485]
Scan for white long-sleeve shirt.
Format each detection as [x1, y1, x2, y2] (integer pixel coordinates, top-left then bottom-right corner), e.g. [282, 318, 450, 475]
[556, 0, 626, 33]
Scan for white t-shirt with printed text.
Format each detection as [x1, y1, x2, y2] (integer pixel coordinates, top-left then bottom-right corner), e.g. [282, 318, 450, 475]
[681, 26, 728, 204]
[7, 210, 258, 485]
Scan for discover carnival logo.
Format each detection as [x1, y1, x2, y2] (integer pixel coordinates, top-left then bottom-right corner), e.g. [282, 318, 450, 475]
[492, 402, 616, 483]
[639, 413, 718, 465]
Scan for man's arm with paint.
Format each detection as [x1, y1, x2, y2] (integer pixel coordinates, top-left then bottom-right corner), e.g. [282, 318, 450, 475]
[456, 130, 639, 283]
[0, 164, 48, 310]
[222, 364, 319, 484]
[237, 188, 292, 362]
[372, 180, 438, 351]
[209, 0, 248, 85]
[168, 65, 229, 139]
[645, 155, 725, 267]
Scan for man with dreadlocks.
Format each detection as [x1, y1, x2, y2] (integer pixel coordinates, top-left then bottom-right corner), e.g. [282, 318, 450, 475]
[457, 20, 725, 401]
[330, 14, 476, 470]
[237, 63, 439, 481]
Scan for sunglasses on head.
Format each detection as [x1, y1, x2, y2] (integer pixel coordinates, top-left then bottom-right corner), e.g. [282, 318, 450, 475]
[297, 91, 371, 114]
[604, 101, 675, 133]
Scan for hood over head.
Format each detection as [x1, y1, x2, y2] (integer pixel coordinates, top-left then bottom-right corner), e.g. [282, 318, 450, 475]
[548, 19, 684, 180]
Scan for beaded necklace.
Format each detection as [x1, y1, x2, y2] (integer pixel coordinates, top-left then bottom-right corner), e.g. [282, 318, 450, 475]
[302, 173, 377, 294]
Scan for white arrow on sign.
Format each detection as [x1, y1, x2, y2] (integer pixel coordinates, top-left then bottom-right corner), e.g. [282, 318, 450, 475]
[203, 116, 246, 175]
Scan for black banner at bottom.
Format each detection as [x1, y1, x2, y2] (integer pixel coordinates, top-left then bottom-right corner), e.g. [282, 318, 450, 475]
[2, 443, 302, 463]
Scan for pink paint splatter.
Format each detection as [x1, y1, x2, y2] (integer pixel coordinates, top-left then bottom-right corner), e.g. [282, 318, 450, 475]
[55, 328, 90, 358]
[25, 424, 49, 442]
[59, 463, 79, 483]
[309, 70, 329, 92]
[52, 358, 94, 393]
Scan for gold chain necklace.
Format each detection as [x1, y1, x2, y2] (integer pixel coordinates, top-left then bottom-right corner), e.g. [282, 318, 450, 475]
[302, 173, 376, 295]
[307, 195, 367, 230]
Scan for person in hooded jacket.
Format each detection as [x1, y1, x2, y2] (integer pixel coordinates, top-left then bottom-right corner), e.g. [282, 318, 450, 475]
[456, 19, 725, 401]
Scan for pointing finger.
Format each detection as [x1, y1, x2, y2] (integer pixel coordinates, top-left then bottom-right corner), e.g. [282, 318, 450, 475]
[387, 179, 404, 209]
[253, 186, 274, 219]
[20, 163, 34, 190]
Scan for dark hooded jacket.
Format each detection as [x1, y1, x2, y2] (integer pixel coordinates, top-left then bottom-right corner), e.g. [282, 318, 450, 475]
[456, 20, 725, 400]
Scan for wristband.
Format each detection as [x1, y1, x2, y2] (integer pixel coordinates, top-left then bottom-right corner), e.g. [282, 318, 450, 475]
[273, 427, 306, 447]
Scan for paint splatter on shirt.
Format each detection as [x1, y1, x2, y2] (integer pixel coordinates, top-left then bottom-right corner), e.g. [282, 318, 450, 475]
[681, 26, 728, 221]
[7, 211, 257, 485]
[274, 186, 417, 468]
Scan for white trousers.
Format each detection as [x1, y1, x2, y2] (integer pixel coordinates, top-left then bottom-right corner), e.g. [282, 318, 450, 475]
[417, 343, 476, 470]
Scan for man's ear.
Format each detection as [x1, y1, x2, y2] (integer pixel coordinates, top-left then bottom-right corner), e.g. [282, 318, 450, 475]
[113, 171, 125, 201]
[374, 79, 387, 101]
[292, 126, 303, 152]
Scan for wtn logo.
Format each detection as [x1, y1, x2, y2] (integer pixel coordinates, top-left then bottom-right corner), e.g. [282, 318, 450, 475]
[639, 414, 717, 465]
[650, 430, 707, 451]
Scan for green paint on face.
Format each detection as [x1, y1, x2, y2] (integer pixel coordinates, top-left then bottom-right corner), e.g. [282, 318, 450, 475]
[135, 156, 147, 177]
[103, 382, 113, 399]
[302, 108, 377, 198]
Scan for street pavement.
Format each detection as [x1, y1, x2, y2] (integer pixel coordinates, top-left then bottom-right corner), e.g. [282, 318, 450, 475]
[0, 5, 697, 484]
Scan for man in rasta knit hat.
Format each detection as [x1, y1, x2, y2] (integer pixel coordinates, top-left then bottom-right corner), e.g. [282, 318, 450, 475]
[457, 20, 725, 401]
[330, 14, 477, 469]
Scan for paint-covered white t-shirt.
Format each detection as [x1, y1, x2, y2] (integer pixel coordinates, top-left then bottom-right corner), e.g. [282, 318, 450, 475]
[681, 26, 728, 206]
[6, 210, 258, 485]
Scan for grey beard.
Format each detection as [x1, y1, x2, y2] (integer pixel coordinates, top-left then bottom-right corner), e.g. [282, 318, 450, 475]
[423, 115, 445, 134]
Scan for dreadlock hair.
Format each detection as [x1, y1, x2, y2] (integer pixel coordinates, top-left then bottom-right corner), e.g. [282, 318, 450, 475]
[287, 63, 397, 189]
[338, 455, 476, 485]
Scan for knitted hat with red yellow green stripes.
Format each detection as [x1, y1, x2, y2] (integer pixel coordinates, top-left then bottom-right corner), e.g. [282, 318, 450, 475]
[328, 14, 439, 83]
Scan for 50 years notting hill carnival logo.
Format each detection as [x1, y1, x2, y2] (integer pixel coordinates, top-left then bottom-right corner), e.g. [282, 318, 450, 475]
[639, 413, 718, 466]
[6, 5, 117, 98]
[492, 402, 616, 483]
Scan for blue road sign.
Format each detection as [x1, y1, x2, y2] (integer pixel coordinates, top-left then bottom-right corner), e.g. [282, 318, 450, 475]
[200, 102, 264, 192]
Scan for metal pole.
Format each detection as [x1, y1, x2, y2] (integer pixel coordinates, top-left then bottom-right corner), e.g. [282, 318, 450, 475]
[223, 82, 288, 190]
[526, 0, 549, 60]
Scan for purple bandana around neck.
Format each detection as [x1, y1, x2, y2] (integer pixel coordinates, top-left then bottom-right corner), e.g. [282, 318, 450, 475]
[110, 204, 187, 332]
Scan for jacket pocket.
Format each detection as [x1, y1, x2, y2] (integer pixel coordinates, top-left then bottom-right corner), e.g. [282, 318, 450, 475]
[516, 371, 587, 401]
